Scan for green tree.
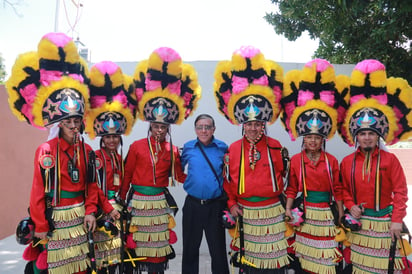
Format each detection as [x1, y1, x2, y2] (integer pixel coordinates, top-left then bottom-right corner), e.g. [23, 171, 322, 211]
[0, 53, 6, 83]
[265, 0, 412, 83]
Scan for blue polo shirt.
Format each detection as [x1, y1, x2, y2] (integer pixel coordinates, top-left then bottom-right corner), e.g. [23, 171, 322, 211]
[181, 137, 228, 200]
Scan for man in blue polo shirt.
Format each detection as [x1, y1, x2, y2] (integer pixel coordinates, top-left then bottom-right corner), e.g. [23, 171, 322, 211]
[181, 114, 230, 274]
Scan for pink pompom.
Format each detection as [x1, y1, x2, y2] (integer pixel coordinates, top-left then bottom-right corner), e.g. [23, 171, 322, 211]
[43, 32, 73, 48]
[354, 59, 385, 74]
[305, 58, 332, 72]
[169, 229, 177, 244]
[94, 61, 119, 75]
[234, 46, 260, 58]
[23, 245, 40, 261]
[154, 47, 181, 63]
[35, 249, 48, 270]
[126, 234, 137, 249]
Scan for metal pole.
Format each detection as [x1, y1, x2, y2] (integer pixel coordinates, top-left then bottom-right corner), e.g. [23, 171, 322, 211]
[54, 0, 60, 32]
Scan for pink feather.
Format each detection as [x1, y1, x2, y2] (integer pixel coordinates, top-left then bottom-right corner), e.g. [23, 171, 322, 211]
[232, 76, 249, 94]
[253, 75, 268, 86]
[297, 90, 314, 106]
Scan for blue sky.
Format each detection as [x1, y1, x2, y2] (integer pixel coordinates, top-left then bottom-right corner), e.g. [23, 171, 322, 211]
[0, 0, 318, 77]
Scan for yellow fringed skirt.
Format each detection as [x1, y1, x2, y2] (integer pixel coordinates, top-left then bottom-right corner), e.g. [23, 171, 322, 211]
[348, 215, 404, 274]
[47, 202, 90, 274]
[293, 202, 341, 274]
[235, 201, 290, 270]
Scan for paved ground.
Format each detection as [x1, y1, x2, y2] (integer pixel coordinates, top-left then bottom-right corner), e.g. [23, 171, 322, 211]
[1, 187, 411, 273]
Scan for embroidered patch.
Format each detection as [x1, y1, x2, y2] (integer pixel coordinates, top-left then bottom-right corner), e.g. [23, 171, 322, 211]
[95, 157, 103, 170]
[39, 154, 55, 169]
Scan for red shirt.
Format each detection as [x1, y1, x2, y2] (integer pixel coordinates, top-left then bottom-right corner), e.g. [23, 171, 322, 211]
[340, 148, 408, 223]
[120, 137, 185, 200]
[224, 135, 285, 209]
[286, 151, 342, 201]
[95, 149, 121, 214]
[29, 137, 99, 233]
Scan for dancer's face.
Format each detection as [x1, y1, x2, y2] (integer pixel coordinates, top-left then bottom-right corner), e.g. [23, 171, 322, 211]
[356, 130, 379, 153]
[304, 134, 323, 153]
[150, 122, 169, 142]
[244, 121, 264, 141]
[102, 135, 120, 152]
[59, 116, 82, 144]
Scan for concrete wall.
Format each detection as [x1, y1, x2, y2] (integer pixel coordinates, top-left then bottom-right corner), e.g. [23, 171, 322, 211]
[1, 61, 410, 256]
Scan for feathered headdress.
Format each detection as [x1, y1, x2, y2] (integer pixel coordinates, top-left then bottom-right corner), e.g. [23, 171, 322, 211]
[213, 46, 284, 125]
[133, 47, 201, 124]
[6, 32, 89, 128]
[281, 59, 345, 140]
[85, 61, 137, 139]
[340, 59, 412, 145]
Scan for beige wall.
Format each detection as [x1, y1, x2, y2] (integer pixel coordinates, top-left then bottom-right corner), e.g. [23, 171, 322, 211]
[0, 85, 48, 239]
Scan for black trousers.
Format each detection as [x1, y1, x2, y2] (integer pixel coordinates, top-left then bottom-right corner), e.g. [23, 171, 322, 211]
[182, 195, 230, 274]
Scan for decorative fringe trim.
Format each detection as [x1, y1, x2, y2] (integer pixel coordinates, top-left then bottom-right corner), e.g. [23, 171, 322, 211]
[244, 238, 288, 254]
[52, 203, 85, 222]
[48, 258, 89, 274]
[242, 203, 284, 220]
[50, 222, 86, 241]
[353, 264, 404, 274]
[112, 202, 123, 212]
[244, 220, 286, 236]
[293, 241, 340, 260]
[348, 232, 392, 249]
[134, 245, 172, 258]
[351, 249, 404, 270]
[133, 230, 169, 242]
[300, 257, 337, 274]
[305, 206, 334, 221]
[299, 222, 337, 237]
[360, 216, 391, 232]
[96, 237, 122, 251]
[131, 199, 167, 210]
[131, 214, 169, 226]
[48, 241, 89, 263]
[245, 251, 290, 269]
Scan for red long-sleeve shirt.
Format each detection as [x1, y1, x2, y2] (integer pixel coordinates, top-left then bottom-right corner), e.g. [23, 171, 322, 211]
[340, 148, 408, 223]
[29, 137, 99, 233]
[120, 137, 186, 200]
[286, 151, 342, 201]
[95, 149, 121, 214]
[224, 136, 285, 210]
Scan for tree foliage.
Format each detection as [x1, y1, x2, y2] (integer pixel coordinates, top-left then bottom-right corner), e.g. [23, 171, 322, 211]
[265, 0, 412, 83]
[0, 53, 6, 83]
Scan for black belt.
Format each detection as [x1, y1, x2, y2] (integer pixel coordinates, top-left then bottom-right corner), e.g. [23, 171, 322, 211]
[188, 195, 220, 205]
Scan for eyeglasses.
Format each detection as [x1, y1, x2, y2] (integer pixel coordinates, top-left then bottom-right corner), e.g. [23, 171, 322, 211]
[195, 125, 214, 131]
